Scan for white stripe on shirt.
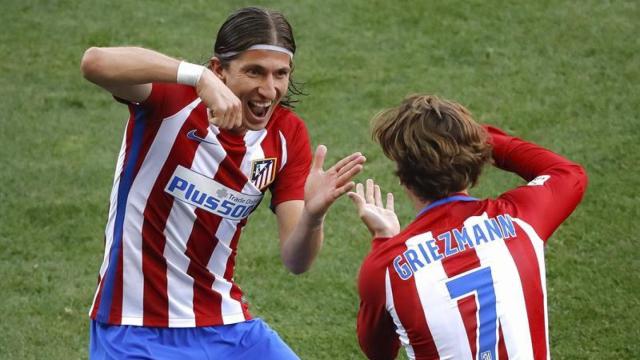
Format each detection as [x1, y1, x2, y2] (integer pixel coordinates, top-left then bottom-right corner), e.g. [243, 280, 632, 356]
[467, 213, 533, 359]
[386, 269, 416, 359]
[408, 232, 473, 359]
[121, 98, 200, 324]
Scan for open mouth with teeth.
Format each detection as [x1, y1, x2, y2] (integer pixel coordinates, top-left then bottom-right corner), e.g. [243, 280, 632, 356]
[248, 100, 272, 118]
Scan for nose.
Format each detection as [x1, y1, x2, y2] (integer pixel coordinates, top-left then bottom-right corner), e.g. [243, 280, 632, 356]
[257, 75, 278, 100]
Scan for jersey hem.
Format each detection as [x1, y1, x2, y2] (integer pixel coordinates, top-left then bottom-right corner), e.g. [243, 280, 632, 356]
[90, 312, 252, 328]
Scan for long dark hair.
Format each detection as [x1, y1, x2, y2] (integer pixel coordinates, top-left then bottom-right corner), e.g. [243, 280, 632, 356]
[213, 7, 305, 108]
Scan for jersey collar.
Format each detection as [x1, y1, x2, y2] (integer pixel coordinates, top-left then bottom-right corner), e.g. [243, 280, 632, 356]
[416, 193, 478, 218]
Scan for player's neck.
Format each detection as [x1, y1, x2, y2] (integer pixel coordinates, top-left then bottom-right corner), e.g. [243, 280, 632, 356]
[409, 189, 470, 213]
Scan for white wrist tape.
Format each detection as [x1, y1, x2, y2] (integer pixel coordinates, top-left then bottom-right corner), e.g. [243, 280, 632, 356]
[176, 61, 205, 86]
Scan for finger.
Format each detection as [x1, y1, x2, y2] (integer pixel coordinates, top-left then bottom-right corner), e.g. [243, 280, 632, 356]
[227, 108, 239, 129]
[221, 104, 233, 129]
[386, 192, 395, 212]
[355, 182, 365, 198]
[374, 184, 383, 208]
[231, 98, 243, 128]
[365, 179, 375, 204]
[208, 108, 221, 126]
[221, 95, 240, 128]
[347, 191, 365, 210]
[311, 145, 327, 171]
[335, 164, 364, 187]
[335, 181, 356, 198]
[336, 156, 366, 178]
[216, 106, 231, 128]
[223, 100, 235, 128]
[329, 152, 364, 173]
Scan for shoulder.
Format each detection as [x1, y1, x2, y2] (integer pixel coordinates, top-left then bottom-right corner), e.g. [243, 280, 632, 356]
[358, 238, 403, 295]
[358, 252, 387, 301]
[113, 83, 201, 128]
[484, 192, 535, 219]
[129, 82, 198, 117]
[269, 106, 308, 135]
[151, 82, 198, 106]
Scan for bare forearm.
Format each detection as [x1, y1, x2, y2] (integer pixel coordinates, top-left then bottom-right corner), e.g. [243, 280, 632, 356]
[280, 210, 325, 274]
[80, 46, 180, 88]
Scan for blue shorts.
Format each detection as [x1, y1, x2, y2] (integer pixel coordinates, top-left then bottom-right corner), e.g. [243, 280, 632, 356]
[89, 318, 299, 359]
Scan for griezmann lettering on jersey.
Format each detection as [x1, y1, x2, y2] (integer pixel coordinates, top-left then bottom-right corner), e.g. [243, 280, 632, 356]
[356, 126, 587, 360]
[89, 83, 312, 327]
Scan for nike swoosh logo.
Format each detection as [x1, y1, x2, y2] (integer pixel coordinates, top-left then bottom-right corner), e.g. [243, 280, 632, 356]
[186, 129, 217, 145]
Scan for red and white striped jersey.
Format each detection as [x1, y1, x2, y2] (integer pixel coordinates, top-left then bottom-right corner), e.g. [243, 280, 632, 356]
[357, 126, 588, 360]
[90, 83, 312, 327]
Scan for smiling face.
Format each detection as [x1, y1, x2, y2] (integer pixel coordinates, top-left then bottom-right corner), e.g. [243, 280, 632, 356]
[212, 49, 291, 131]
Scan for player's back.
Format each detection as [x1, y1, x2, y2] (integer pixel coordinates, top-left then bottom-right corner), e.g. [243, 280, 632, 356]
[357, 124, 587, 360]
[360, 195, 550, 360]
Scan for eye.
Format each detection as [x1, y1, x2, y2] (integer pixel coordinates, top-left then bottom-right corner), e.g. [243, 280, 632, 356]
[246, 68, 260, 77]
[275, 69, 290, 80]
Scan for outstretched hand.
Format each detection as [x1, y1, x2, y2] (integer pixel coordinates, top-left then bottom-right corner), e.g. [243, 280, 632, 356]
[348, 179, 400, 238]
[304, 145, 366, 219]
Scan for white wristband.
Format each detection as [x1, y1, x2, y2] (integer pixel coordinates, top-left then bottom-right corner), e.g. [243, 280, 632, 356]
[176, 61, 205, 87]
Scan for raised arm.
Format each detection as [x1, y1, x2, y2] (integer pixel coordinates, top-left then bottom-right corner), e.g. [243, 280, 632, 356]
[80, 47, 176, 102]
[80, 46, 241, 127]
[276, 145, 365, 274]
[487, 125, 588, 240]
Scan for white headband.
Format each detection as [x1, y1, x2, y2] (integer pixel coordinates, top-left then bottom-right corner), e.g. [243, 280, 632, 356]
[216, 44, 294, 59]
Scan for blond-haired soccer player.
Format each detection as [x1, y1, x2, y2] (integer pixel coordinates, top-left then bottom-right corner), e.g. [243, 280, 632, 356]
[349, 95, 587, 359]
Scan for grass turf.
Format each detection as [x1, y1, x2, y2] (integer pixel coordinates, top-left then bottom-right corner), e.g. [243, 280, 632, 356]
[1, 0, 638, 358]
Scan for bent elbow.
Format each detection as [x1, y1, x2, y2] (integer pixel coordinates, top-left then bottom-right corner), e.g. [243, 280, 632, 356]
[284, 260, 310, 275]
[574, 163, 589, 196]
[80, 47, 105, 82]
[289, 268, 307, 275]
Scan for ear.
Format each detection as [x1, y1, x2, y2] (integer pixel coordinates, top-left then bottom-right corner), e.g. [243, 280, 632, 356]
[209, 57, 225, 81]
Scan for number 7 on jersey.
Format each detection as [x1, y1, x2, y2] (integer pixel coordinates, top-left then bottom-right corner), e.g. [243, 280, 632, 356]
[446, 267, 498, 360]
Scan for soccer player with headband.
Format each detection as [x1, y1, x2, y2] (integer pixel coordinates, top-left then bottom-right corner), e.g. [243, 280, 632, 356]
[81, 7, 365, 359]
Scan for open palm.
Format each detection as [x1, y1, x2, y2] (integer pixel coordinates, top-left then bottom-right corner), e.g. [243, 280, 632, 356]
[304, 145, 366, 218]
[348, 179, 400, 238]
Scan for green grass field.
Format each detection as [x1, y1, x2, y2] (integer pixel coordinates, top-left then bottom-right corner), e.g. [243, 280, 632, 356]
[1, 0, 638, 358]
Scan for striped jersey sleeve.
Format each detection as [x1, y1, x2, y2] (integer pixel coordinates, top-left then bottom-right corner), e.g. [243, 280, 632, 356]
[268, 112, 312, 209]
[486, 125, 588, 242]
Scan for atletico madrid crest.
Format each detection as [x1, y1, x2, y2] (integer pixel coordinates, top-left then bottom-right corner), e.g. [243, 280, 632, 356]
[250, 158, 277, 190]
